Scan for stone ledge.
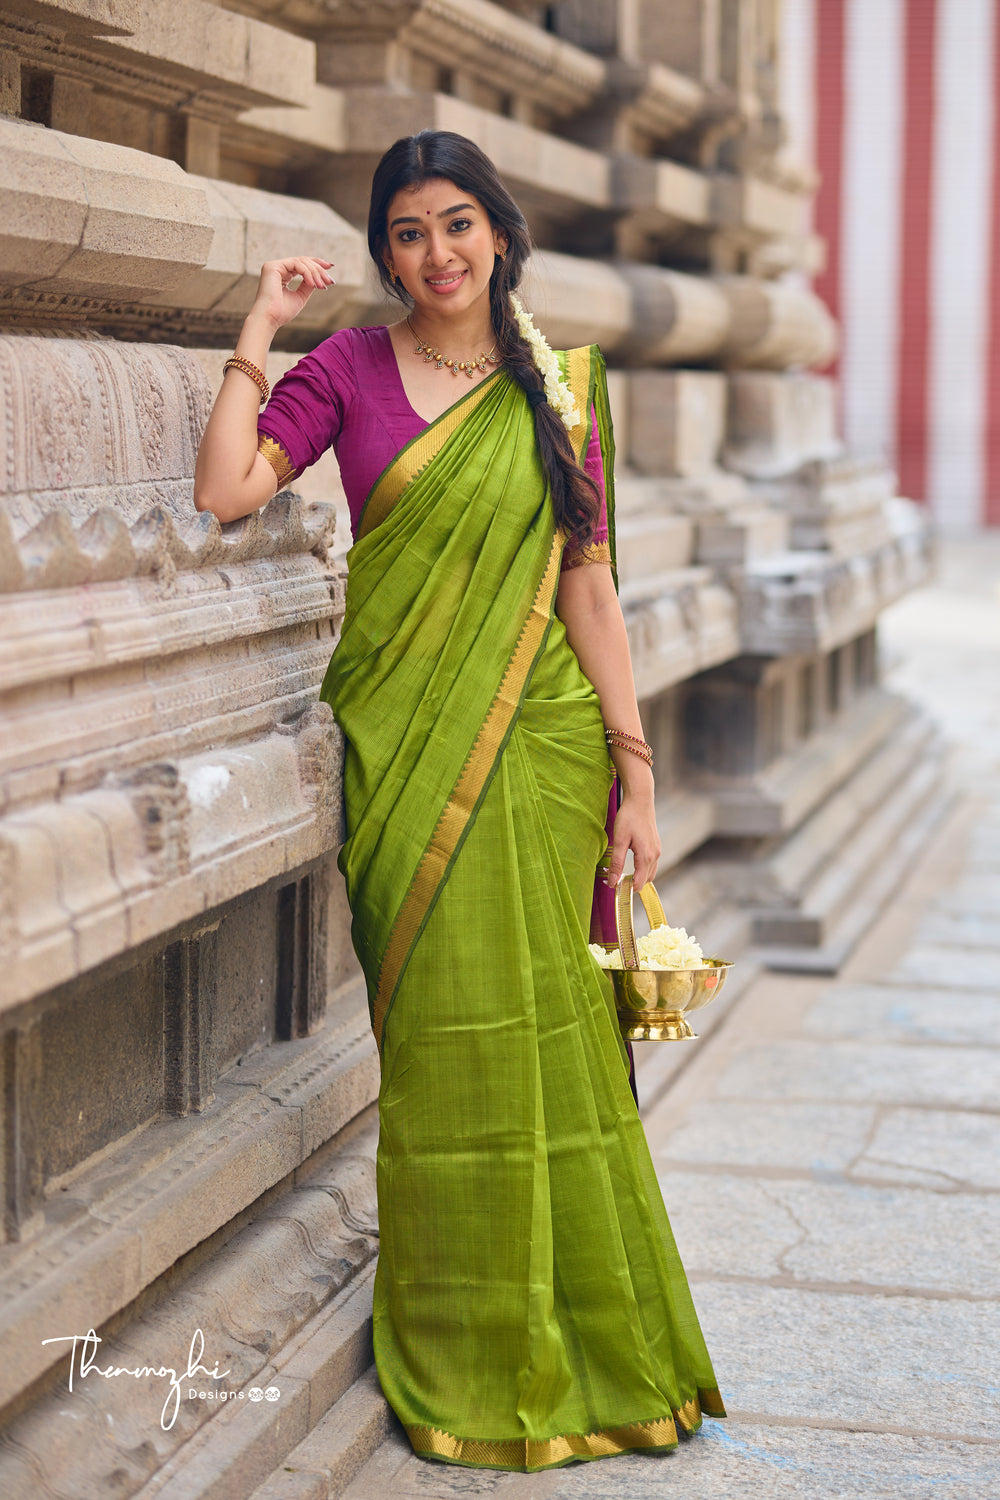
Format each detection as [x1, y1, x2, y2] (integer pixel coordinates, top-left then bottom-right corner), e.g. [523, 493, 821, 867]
[712, 173, 805, 240]
[0, 547, 340, 697]
[8, 0, 316, 115]
[605, 57, 725, 144]
[520, 248, 632, 356]
[0, 491, 336, 597]
[725, 371, 841, 478]
[693, 689, 915, 839]
[613, 262, 731, 366]
[0, 708, 346, 1010]
[340, 89, 612, 219]
[621, 565, 740, 700]
[0, 1083, 380, 1491]
[142, 177, 365, 327]
[0, 134, 365, 322]
[736, 516, 933, 657]
[0, 118, 213, 299]
[615, 509, 695, 578]
[613, 152, 713, 233]
[716, 276, 838, 371]
[0, 1, 134, 38]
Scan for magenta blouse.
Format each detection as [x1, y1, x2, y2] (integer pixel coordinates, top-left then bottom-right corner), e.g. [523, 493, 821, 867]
[256, 325, 609, 568]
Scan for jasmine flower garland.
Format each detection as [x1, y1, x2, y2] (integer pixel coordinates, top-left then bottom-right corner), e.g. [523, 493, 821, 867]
[510, 293, 581, 431]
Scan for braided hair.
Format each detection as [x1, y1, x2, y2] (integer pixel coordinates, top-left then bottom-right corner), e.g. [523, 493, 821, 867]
[367, 131, 601, 549]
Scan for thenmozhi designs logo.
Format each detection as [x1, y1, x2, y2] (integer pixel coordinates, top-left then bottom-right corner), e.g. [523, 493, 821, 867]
[41, 1327, 280, 1430]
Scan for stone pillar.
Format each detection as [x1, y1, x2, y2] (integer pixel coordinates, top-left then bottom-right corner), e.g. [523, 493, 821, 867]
[163, 921, 220, 1116]
[0, 49, 20, 117]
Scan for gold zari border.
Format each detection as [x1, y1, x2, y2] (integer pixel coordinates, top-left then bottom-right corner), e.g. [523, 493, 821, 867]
[371, 528, 565, 1052]
[406, 1388, 724, 1471]
[257, 434, 298, 488]
[562, 539, 612, 570]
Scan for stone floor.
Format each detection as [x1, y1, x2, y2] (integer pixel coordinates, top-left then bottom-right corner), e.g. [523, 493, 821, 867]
[343, 534, 1000, 1500]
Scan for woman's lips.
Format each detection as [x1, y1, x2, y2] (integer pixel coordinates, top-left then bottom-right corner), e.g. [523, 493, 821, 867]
[424, 269, 468, 294]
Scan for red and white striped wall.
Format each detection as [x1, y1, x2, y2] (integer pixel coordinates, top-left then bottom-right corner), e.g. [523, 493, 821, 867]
[781, 0, 1000, 528]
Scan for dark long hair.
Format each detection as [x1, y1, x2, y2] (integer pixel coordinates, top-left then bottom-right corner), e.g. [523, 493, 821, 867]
[367, 131, 600, 548]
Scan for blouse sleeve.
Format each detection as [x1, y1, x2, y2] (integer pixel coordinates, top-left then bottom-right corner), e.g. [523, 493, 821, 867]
[561, 401, 611, 571]
[255, 333, 353, 489]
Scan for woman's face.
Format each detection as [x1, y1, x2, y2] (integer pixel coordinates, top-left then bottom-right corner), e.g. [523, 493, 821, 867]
[384, 177, 507, 322]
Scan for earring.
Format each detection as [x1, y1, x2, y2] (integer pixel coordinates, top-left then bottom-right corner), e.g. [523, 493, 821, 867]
[496, 245, 507, 262]
[389, 266, 398, 283]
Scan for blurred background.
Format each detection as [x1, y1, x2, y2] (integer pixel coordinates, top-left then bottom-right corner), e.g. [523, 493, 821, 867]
[0, 4, 997, 1496]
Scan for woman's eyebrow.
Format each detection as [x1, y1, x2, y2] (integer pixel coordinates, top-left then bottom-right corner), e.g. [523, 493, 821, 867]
[389, 202, 476, 229]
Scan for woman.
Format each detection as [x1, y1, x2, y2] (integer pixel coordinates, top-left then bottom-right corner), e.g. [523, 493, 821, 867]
[194, 130, 725, 1473]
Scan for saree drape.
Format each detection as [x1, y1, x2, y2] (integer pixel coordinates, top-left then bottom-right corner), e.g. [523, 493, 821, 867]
[319, 346, 725, 1472]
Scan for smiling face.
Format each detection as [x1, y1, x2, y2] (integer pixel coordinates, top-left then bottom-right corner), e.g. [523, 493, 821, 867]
[384, 176, 507, 323]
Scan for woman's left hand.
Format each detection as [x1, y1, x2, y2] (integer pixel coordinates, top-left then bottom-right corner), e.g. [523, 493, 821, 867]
[605, 789, 661, 891]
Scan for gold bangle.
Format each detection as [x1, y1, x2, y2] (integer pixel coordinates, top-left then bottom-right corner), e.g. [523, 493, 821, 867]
[223, 355, 270, 406]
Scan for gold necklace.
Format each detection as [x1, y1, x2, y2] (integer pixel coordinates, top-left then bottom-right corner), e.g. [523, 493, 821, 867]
[406, 316, 500, 379]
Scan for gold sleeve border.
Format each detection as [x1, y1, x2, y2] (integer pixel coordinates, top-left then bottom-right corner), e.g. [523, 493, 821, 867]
[257, 434, 300, 488]
[562, 539, 612, 570]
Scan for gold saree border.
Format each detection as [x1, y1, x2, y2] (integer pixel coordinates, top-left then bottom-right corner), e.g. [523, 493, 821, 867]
[562, 344, 595, 462]
[357, 367, 505, 540]
[405, 1387, 725, 1471]
[371, 526, 565, 1052]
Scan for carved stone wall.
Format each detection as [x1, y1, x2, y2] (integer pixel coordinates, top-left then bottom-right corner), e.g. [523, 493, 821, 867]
[0, 2, 940, 1492]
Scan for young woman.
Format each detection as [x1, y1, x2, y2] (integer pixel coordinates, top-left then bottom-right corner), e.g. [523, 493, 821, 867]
[194, 130, 725, 1473]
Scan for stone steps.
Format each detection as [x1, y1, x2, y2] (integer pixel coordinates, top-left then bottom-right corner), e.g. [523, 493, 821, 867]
[0, 1090, 380, 1500]
[754, 733, 951, 972]
[247, 1365, 393, 1500]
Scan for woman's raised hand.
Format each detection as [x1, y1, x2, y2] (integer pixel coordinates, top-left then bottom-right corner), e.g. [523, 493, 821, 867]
[251, 257, 335, 331]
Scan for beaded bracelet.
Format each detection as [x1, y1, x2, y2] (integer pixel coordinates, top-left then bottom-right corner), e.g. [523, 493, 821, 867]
[223, 355, 270, 406]
[605, 728, 653, 768]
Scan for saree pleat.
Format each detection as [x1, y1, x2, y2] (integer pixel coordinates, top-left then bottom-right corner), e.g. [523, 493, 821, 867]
[320, 347, 725, 1472]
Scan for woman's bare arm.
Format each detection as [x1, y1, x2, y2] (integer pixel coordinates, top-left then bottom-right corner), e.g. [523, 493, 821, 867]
[193, 256, 335, 523]
[556, 561, 661, 889]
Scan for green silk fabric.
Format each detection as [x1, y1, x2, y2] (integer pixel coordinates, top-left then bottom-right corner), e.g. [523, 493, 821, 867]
[319, 347, 724, 1471]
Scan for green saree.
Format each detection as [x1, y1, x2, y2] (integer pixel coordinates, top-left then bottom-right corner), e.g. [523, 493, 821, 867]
[319, 345, 725, 1471]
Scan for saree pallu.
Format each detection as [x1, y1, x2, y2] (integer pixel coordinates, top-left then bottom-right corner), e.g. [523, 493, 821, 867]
[319, 346, 725, 1472]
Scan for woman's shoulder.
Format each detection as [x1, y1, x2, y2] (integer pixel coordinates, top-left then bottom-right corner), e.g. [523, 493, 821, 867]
[292, 324, 393, 395]
[311, 323, 391, 364]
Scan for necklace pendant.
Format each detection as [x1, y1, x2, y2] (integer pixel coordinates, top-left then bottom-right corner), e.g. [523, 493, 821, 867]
[466, 365, 476, 378]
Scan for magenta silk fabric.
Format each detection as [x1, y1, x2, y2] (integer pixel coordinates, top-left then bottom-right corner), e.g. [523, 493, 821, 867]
[256, 324, 608, 561]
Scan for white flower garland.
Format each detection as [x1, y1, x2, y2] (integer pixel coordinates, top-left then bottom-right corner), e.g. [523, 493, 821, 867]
[509, 293, 580, 431]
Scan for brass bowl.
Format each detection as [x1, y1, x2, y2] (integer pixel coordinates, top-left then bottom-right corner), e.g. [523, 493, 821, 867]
[604, 954, 733, 1041]
[600, 876, 733, 1041]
